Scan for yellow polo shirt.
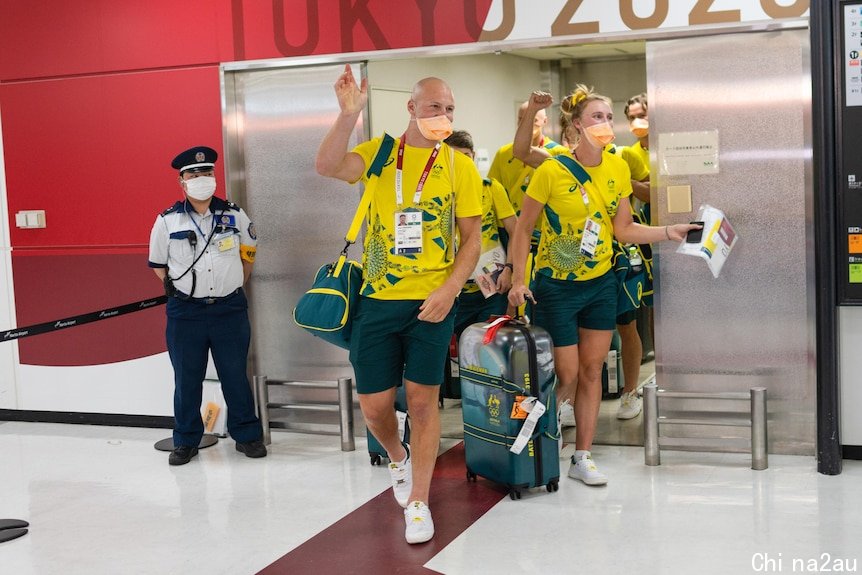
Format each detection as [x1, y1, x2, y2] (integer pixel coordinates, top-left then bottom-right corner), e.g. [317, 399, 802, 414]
[353, 137, 483, 300]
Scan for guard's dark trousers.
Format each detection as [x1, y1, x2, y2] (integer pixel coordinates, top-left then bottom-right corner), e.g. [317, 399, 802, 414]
[166, 289, 262, 447]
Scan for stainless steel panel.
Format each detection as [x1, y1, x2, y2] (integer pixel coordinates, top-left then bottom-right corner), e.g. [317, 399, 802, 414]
[223, 63, 367, 386]
[647, 30, 815, 455]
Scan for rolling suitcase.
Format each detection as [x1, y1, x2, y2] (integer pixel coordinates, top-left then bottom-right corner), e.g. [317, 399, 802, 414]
[459, 317, 560, 499]
[367, 384, 410, 466]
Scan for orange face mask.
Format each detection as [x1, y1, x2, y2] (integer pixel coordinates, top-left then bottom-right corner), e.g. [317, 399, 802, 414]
[630, 118, 649, 139]
[415, 115, 453, 142]
[582, 121, 615, 148]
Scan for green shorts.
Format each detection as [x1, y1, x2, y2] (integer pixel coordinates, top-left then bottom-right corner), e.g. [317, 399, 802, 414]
[531, 271, 617, 347]
[349, 296, 457, 394]
[616, 308, 638, 326]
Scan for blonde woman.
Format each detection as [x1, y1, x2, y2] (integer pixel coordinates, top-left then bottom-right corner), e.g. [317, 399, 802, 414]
[508, 87, 699, 485]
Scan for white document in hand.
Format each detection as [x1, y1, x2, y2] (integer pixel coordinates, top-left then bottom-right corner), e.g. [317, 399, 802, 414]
[676, 204, 738, 278]
[471, 245, 506, 298]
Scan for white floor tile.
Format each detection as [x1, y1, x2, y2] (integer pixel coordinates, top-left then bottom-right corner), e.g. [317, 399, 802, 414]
[1, 421, 860, 575]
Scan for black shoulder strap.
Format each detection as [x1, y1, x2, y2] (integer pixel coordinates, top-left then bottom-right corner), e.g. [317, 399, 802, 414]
[366, 133, 395, 178]
[554, 155, 592, 186]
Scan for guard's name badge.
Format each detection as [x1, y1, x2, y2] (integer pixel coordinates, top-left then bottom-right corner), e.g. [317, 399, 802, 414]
[394, 210, 423, 255]
[217, 235, 236, 252]
[580, 218, 600, 257]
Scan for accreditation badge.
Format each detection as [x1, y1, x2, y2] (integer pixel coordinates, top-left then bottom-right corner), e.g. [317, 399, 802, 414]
[394, 209, 423, 255]
[580, 218, 601, 258]
[217, 235, 236, 252]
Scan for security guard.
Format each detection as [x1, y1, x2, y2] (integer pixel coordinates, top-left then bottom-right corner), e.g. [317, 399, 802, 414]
[148, 146, 266, 466]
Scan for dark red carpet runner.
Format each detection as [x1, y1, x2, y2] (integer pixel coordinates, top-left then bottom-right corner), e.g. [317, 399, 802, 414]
[258, 442, 507, 575]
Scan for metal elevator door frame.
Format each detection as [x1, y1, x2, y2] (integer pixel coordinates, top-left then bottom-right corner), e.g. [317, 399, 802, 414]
[221, 62, 368, 389]
[646, 28, 815, 455]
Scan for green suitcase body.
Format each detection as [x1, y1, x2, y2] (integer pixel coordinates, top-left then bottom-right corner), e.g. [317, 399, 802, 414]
[459, 318, 560, 499]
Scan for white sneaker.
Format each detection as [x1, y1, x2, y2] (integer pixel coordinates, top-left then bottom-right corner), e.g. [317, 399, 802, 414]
[616, 391, 643, 420]
[404, 501, 435, 544]
[558, 399, 576, 428]
[388, 445, 412, 508]
[567, 453, 608, 486]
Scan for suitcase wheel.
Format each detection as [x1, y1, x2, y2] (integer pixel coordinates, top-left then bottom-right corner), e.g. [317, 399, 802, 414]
[546, 479, 559, 493]
[466, 469, 478, 482]
[370, 454, 383, 466]
[508, 488, 521, 501]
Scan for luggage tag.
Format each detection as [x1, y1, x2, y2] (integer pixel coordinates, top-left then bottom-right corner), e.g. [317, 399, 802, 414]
[580, 217, 601, 257]
[510, 397, 546, 454]
[482, 315, 512, 344]
[510, 396, 529, 419]
[394, 208, 423, 255]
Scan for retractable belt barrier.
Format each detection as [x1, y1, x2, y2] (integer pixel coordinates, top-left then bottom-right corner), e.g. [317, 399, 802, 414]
[1, 296, 167, 342]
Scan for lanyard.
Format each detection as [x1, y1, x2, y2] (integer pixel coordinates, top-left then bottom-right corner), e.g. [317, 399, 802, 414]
[579, 184, 589, 206]
[395, 136, 441, 206]
[186, 201, 217, 244]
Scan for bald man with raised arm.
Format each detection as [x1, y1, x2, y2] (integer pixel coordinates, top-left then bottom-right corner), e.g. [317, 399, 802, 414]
[316, 65, 482, 545]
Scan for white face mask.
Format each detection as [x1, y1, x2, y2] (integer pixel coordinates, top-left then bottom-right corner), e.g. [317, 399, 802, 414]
[184, 176, 216, 201]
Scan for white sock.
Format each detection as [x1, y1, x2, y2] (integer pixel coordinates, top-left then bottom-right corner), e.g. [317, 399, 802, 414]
[574, 450, 591, 461]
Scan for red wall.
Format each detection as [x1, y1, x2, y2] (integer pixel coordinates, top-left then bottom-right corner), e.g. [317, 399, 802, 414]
[2, 68, 225, 248]
[0, 1, 230, 80]
[0, 1, 493, 80]
[11, 252, 168, 366]
[0, 0, 493, 366]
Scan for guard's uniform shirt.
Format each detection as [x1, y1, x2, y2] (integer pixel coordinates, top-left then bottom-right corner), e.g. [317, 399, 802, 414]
[148, 196, 257, 298]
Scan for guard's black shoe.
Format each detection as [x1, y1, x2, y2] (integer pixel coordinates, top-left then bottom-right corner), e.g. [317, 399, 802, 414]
[169, 445, 199, 466]
[236, 439, 267, 458]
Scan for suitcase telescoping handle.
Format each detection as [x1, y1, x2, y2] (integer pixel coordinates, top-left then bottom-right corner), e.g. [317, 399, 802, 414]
[481, 314, 538, 398]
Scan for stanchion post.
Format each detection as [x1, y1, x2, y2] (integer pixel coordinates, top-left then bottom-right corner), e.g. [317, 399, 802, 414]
[644, 383, 660, 466]
[750, 387, 768, 470]
[337, 377, 355, 452]
[254, 375, 271, 446]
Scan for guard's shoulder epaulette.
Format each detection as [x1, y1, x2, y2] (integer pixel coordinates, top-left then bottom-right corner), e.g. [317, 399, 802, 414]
[161, 201, 183, 216]
[211, 196, 240, 212]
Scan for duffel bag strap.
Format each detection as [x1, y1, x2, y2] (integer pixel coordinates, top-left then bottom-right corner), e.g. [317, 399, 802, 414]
[335, 133, 396, 277]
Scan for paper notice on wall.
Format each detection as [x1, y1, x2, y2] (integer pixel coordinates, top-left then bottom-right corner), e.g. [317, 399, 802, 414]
[676, 204, 738, 278]
[658, 131, 719, 176]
